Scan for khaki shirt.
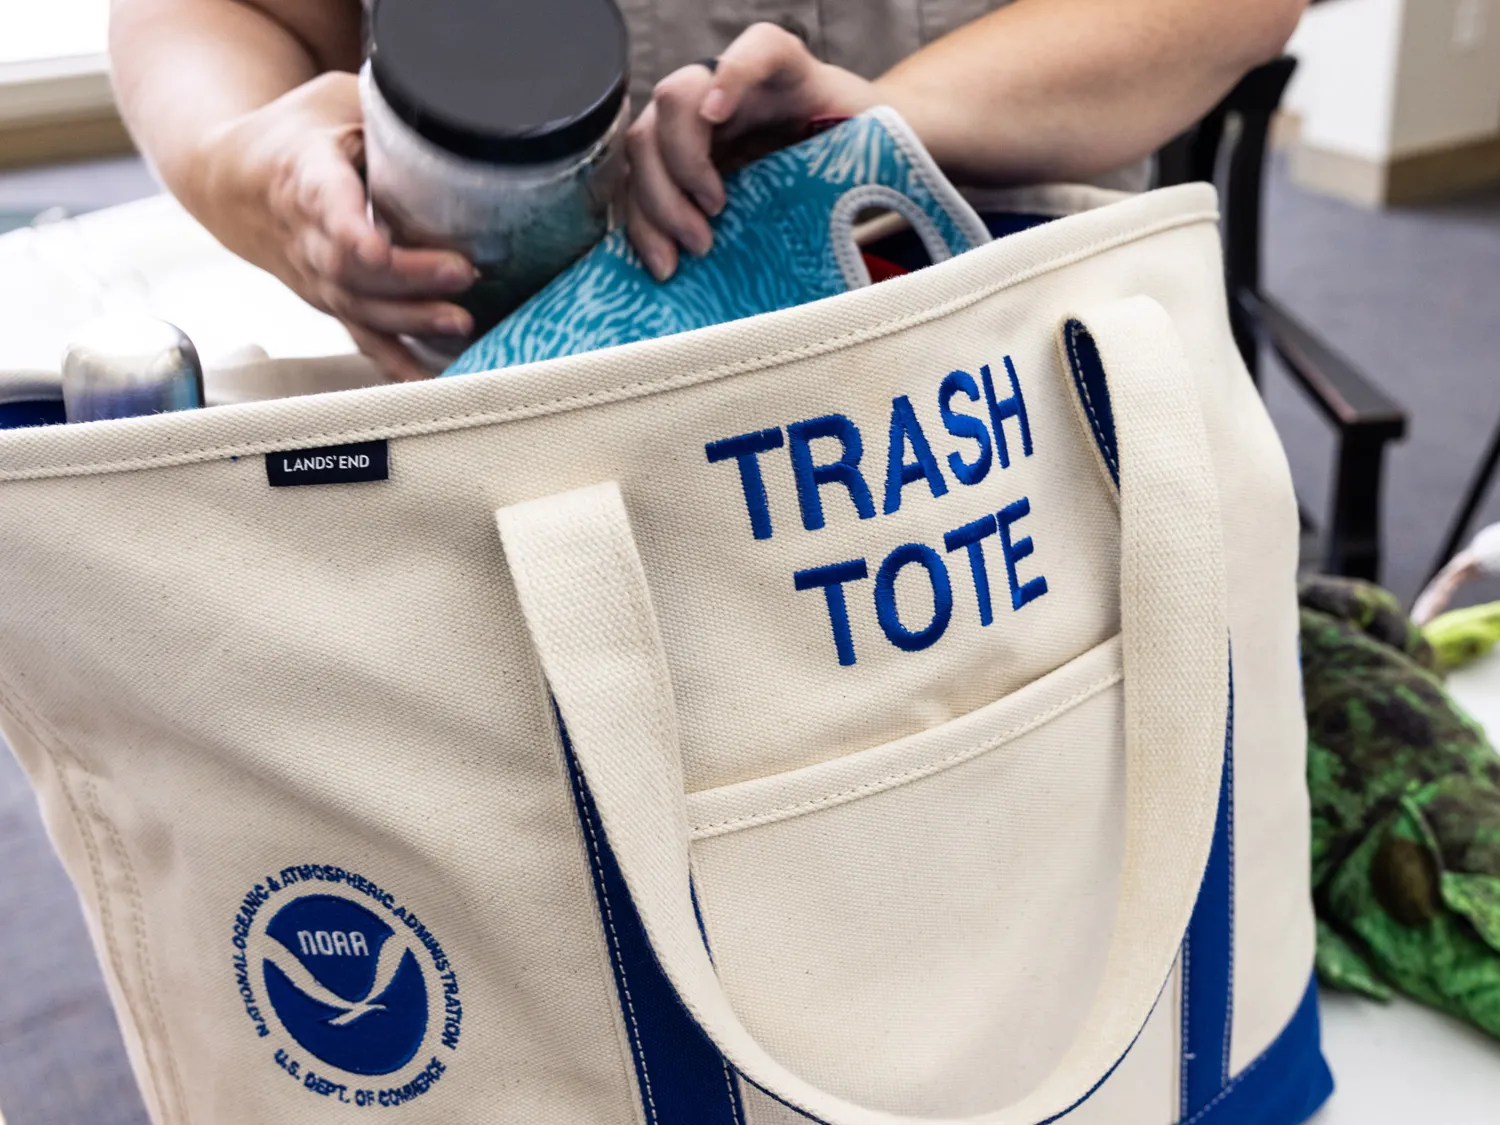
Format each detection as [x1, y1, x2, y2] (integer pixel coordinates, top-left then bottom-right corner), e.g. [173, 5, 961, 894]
[617, 0, 1152, 191]
[619, 0, 1000, 101]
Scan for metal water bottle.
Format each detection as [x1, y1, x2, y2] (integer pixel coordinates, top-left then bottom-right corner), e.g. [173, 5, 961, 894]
[61, 316, 204, 423]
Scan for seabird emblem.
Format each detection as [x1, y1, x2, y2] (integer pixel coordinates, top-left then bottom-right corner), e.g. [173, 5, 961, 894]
[261, 934, 413, 1026]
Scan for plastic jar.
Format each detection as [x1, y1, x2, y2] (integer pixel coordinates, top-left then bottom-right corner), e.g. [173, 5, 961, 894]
[361, 0, 630, 343]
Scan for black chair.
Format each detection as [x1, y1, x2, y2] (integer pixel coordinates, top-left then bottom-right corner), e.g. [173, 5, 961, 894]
[1156, 57, 1408, 582]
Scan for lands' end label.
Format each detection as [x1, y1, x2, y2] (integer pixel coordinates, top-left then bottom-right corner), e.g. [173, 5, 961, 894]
[267, 441, 389, 487]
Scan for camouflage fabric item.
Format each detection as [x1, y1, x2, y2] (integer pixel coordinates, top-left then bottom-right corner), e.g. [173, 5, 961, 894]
[1302, 576, 1500, 1037]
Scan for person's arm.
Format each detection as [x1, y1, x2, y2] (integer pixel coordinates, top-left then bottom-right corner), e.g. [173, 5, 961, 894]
[110, 0, 476, 380]
[878, 0, 1304, 185]
[627, 0, 1306, 279]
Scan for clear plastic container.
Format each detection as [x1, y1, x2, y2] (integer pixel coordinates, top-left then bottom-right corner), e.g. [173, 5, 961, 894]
[360, 0, 630, 344]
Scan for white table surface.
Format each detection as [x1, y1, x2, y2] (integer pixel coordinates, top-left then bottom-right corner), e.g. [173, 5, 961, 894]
[4, 199, 1500, 1123]
[1310, 648, 1500, 1122]
[1314, 988, 1500, 1122]
[0, 194, 357, 383]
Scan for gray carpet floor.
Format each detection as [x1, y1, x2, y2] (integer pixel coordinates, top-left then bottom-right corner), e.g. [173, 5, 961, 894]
[1261, 163, 1500, 608]
[0, 154, 1495, 1124]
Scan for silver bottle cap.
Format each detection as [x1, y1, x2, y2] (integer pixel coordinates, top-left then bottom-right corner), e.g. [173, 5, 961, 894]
[61, 316, 204, 423]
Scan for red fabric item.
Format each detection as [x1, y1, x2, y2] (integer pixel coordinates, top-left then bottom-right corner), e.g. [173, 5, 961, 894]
[861, 252, 910, 284]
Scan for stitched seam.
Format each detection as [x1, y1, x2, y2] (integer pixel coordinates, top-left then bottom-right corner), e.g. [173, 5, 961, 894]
[1067, 325, 1115, 482]
[1180, 1029, 1274, 1125]
[873, 108, 991, 249]
[544, 685, 645, 1125]
[827, 194, 872, 290]
[691, 669, 1120, 837]
[1180, 936, 1191, 1119]
[687, 856, 744, 1125]
[80, 771, 189, 1121]
[0, 210, 1218, 481]
[722, 1062, 743, 1124]
[0, 678, 183, 1124]
[632, 519, 687, 785]
[567, 749, 659, 1124]
[1066, 325, 1110, 474]
[597, 494, 682, 769]
[1222, 691, 1236, 1085]
[1066, 323, 1119, 481]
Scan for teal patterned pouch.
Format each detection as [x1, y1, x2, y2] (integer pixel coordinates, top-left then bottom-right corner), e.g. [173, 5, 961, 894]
[443, 108, 991, 374]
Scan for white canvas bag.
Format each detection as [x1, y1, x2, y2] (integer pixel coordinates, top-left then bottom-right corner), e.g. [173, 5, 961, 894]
[0, 180, 1329, 1124]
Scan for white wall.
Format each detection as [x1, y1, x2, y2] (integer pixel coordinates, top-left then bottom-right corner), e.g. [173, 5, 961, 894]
[1389, 0, 1500, 154]
[1285, 0, 1500, 161]
[1284, 0, 1404, 161]
[0, 1, 108, 67]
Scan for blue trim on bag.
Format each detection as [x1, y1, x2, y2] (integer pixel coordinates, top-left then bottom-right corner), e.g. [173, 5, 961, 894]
[1058, 315, 1330, 1125]
[1181, 661, 1237, 1116]
[556, 711, 744, 1125]
[1034, 666, 1237, 1125]
[863, 212, 1053, 273]
[737, 982, 1333, 1125]
[983, 212, 1055, 239]
[0, 399, 65, 429]
[1182, 975, 1333, 1125]
[1063, 312, 1246, 1115]
[557, 681, 1329, 1125]
[1061, 319, 1119, 487]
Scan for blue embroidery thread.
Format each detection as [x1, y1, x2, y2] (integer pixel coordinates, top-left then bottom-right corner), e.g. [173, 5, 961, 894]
[794, 559, 870, 666]
[996, 497, 1049, 611]
[787, 415, 876, 532]
[937, 369, 993, 486]
[705, 428, 786, 541]
[873, 543, 953, 652]
[942, 514, 1000, 626]
[981, 358, 1034, 470]
[882, 395, 950, 514]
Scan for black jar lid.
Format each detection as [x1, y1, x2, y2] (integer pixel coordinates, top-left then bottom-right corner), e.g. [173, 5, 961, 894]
[369, 0, 629, 166]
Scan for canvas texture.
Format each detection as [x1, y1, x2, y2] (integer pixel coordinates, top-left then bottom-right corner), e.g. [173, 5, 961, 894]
[0, 110, 1321, 1124]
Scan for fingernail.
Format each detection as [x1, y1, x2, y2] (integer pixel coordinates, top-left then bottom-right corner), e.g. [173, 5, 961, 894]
[688, 231, 713, 257]
[701, 89, 730, 122]
[438, 311, 473, 336]
[693, 190, 724, 217]
[442, 261, 478, 287]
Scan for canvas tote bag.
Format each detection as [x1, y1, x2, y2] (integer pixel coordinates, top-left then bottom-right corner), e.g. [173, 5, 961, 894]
[0, 176, 1330, 1123]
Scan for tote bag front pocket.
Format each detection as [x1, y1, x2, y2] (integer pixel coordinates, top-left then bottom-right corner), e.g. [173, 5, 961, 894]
[686, 636, 1125, 1115]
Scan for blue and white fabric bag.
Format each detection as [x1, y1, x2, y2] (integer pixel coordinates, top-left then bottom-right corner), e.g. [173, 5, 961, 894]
[0, 108, 1331, 1124]
[445, 110, 995, 373]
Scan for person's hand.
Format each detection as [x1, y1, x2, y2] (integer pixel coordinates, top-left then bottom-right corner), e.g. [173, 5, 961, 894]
[626, 22, 880, 281]
[191, 72, 477, 381]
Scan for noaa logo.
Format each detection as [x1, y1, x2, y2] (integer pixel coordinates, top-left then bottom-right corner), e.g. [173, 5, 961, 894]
[263, 894, 427, 1075]
[231, 866, 462, 1107]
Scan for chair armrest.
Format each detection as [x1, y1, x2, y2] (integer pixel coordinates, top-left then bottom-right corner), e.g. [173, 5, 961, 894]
[1235, 288, 1406, 439]
[1234, 287, 1407, 581]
